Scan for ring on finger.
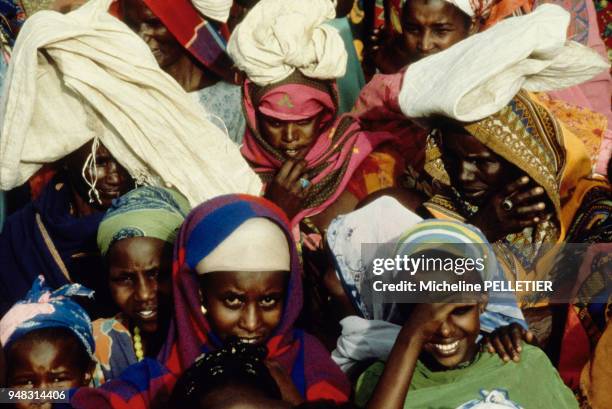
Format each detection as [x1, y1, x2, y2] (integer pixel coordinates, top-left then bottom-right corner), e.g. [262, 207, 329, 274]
[502, 198, 514, 211]
[299, 178, 311, 189]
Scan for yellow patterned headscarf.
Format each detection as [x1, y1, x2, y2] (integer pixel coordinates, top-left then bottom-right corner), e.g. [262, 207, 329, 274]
[424, 91, 592, 242]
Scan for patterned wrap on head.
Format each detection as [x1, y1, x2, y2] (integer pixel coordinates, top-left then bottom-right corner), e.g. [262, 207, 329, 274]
[0, 275, 95, 356]
[97, 186, 191, 256]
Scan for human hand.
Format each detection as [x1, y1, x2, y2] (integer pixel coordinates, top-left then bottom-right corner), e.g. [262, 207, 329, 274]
[399, 303, 459, 345]
[470, 176, 553, 242]
[482, 323, 536, 362]
[264, 159, 312, 220]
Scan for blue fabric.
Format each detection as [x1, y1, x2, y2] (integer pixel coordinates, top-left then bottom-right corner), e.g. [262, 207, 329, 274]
[0, 0, 24, 45]
[0, 174, 104, 315]
[290, 329, 307, 398]
[3, 275, 95, 356]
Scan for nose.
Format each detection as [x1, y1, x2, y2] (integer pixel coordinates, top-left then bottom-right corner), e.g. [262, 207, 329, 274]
[282, 123, 298, 143]
[105, 161, 121, 185]
[458, 160, 477, 184]
[418, 31, 434, 54]
[134, 275, 156, 303]
[438, 319, 453, 338]
[239, 304, 261, 334]
[138, 23, 155, 41]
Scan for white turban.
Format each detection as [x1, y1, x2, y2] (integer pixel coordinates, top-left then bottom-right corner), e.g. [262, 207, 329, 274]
[0, 0, 262, 206]
[192, 0, 233, 23]
[398, 4, 610, 123]
[227, 0, 347, 86]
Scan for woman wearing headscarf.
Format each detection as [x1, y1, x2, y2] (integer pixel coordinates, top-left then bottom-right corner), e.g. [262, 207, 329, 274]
[70, 195, 350, 409]
[93, 186, 190, 385]
[108, 0, 245, 144]
[353, 220, 577, 409]
[0, 0, 260, 316]
[228, 0, 395, 233]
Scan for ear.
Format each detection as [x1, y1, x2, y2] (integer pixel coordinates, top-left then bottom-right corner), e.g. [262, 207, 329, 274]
[82, 360, 96, 386]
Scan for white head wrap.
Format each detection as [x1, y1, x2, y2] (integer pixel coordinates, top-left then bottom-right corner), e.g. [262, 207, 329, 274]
[227, 0, 347, 86]
[191, 0, 233, 23]
[398, 4, 610, 123]
[195, 218, 291, 273]
[0, 0, 262, 205]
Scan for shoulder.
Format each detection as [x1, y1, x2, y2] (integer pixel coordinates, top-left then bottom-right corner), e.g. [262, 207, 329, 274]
[354, 361, 385, 408]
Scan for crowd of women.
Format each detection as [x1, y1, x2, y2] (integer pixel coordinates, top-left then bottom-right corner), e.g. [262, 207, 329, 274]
[0, 0, 610, 408]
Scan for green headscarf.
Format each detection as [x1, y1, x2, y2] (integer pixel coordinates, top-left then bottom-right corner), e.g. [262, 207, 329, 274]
[97, 186, 190, 256]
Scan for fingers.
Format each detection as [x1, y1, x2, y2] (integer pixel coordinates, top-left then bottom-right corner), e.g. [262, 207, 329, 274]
[286, 160, 306, 184]
[512, 186, 545, 204]
[275, 159, 298, 183]
[503, 176, 530, 196]
[491, 335, 511, 362]
[501, 330, 520, 362]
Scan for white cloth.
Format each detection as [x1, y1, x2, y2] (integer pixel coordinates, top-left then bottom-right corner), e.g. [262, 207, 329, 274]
[191, 0, 232, 23]
[399, 4, 610, 123]
[195, 218, 291, 273]
[445, 0, 493, 18]
[332, 316, 399, 373]
[227, 0, 347, 86]
[0, 0, 262, 205]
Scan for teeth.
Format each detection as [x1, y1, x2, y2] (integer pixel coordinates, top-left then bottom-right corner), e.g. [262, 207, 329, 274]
[433, 340, 460, 353]
[239, 338, 259, 344]
[138, 310, 155, 318]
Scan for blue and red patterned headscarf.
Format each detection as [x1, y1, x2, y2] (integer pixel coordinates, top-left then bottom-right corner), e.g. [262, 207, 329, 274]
[161, 194, 349, 402]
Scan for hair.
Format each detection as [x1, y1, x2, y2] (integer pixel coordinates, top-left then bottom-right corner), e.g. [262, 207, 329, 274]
[6, 327, 92, 375]
[401, 0, 472, 29]
[168, 340, 282, 409]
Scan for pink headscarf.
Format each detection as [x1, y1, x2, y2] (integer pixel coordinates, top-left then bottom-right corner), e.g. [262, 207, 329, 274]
[241, 73, 394, 226]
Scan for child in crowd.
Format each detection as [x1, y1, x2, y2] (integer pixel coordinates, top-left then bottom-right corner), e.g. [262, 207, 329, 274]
[93, 186, 190, 384]
[354, 221, 578, 409]
[0, 276, 96, 409]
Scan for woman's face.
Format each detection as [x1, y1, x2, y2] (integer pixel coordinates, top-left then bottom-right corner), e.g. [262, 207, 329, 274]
[63, 141, 133, 210]
[122, 0, 183, 68]
[402, 0, 474, 62]
[441, 129, 516, 206]
[108, 237, 173, 334]
[420, 303, 482, 370]
[258, 113, 323, 160]
[199, 271, 288, 344]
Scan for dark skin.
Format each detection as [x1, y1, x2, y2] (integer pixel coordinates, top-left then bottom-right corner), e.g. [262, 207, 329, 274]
[367, 0, 478, 74]
[197, 270, 303, 405]
[121, 0, 219, 91]
[365, 301, 485, 409]
[62, 141, 133, 216]
[7, 337, 93, 409]
[200, 383, 292, 409]
[441, 129, 554, 242]
[107, 237, 173, 356]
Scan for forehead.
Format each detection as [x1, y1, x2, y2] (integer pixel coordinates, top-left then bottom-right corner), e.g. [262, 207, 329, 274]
[9, 337, 77, 370]
[442, 129, 492, 156]
[405, 0, 466, 24]
[108, 237, 167, 265]
[203, 271, 288, 292]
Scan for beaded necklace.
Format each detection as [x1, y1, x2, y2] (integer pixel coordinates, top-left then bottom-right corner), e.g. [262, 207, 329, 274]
[133, 326, 144, 361]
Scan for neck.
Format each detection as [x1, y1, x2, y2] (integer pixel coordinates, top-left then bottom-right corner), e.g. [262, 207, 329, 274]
[165, 54, 219, 92]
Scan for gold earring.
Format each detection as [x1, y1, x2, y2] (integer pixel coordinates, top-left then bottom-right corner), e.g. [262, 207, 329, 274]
[201, 305, 207, 315]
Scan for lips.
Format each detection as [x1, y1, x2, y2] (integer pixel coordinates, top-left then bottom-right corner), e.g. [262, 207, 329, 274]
[136, 309, 158, 321]
[237, 336, 264, 344]
[427, 340, 461, 356]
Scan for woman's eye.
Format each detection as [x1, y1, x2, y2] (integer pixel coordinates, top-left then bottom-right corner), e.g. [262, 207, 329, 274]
[452, 306, 474, 315]
[113, 275, 134, 285]
[260, 296, 279, 308]
[146, 270, 159, 280]
[224, 297, 242, 307]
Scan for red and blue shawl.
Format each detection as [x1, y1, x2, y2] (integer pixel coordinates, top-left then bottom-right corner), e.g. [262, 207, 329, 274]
[70, 195, 349, 409]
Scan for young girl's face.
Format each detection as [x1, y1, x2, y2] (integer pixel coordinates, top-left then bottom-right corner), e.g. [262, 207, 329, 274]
[420, 303, 481, 370]
[199, 271, 288, 345]
[7, 336, 91, 409]
[108, 237, 173, 334]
